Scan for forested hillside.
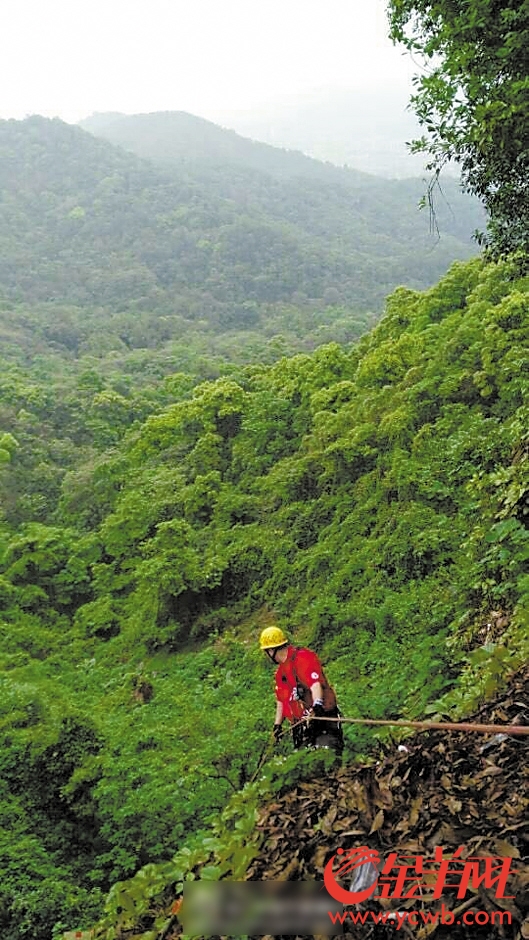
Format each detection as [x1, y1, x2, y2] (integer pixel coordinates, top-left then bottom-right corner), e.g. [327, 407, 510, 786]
[2, 114, 482, 317]
[0, 2, 527, 933]
[0, 114, 484, 530]
[80, 107, 428, 181]
[0, 256, 527, 938]
[79, 109, 482, 246]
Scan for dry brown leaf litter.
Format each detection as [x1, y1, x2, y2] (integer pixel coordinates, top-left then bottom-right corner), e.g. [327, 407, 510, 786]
[245, 668, 528, 938]
[127, 668, 529, 939]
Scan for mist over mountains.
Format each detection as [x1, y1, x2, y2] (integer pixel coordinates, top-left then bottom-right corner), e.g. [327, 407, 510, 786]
[1, 113, 483, 331]
[82, 86, 432, 179]
[79, 100, 439, 182]
[0, 83, 526, 940]
[210, 85, 433, 178]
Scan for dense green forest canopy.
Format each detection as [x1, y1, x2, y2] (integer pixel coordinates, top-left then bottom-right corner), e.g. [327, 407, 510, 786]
[0, 256, 527, 938]
[0, 25, 527, 937]
[1, 114, 483, 315]
[79, 108, 485, 249]
[0, 114, 485, 531]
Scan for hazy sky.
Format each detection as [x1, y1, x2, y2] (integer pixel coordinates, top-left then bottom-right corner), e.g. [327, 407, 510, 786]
[1, 0, 417, 124]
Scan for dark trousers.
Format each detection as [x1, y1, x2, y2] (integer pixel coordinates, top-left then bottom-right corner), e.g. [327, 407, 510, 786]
[292, 707, 344, 754]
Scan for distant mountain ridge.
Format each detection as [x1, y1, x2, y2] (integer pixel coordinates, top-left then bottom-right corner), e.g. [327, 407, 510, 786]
[81, 84, 436, 179]
[0, 115, 484, 330]
[79, 109, 369, 184]
[78, 108, 484, 246]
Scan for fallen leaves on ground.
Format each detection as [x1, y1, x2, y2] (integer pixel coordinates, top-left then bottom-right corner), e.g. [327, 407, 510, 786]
[121, 667, 529, 939]
[245, 668, 528, 938]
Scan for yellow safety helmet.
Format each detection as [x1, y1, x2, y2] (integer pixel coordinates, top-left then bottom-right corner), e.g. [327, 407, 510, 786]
[259, 626, 288, 650]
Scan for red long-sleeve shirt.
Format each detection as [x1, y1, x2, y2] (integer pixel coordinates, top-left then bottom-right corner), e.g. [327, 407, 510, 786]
[274, 645, 337, 722]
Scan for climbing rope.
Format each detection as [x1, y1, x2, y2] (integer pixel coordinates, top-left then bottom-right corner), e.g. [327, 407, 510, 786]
[282, 713, 529, 738]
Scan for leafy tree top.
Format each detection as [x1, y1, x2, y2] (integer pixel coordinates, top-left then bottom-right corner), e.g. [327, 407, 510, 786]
[388, 0, 529, 258]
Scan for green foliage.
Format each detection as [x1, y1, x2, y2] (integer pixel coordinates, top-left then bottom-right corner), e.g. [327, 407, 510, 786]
[1, 524, 99, 619]
[0, 257, 527, 937]
[0, 432, 18, 466]
[0, 115, 481, 331]
[0, 47, 525, 939]
[96, 748, 337, 940]
[388, 0, 529, 256]
[0, 679, 106, 940]
[0, 114, 485, 530]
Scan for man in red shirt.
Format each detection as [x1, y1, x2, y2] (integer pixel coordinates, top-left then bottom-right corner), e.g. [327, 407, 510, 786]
[260, 626, 343, 753]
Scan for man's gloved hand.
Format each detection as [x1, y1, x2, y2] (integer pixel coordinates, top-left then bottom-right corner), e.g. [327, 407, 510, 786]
[312, 702, 325, 718]
[273, 722, 282, 743]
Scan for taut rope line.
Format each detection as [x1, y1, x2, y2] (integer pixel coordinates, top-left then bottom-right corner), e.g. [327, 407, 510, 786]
[285, 715, 529, 737]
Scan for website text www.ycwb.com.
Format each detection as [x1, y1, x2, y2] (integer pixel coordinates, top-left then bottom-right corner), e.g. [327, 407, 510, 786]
[328, 904, 512, 929]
